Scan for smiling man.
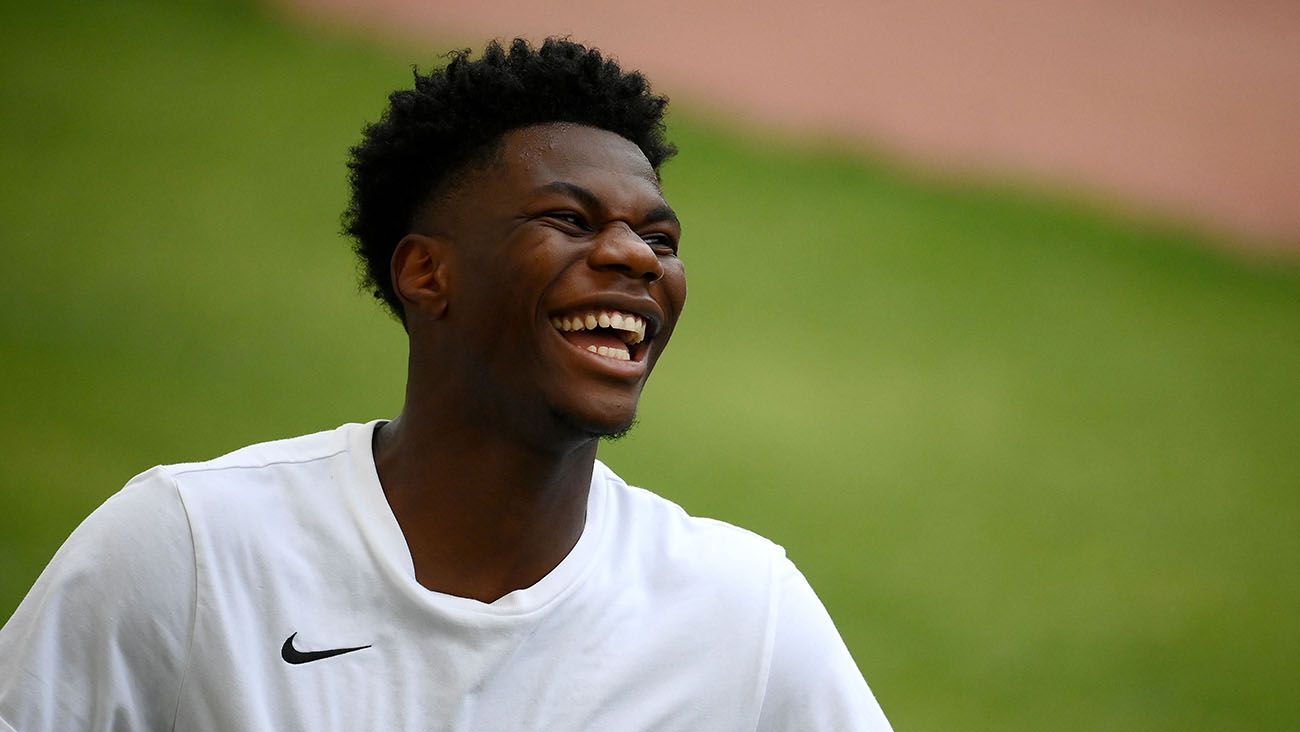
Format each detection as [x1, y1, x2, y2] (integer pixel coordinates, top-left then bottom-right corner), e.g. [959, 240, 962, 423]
[0, 39, 892, 731]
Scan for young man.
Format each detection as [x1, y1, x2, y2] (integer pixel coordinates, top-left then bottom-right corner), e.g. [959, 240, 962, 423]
[0, 39, 892, 730]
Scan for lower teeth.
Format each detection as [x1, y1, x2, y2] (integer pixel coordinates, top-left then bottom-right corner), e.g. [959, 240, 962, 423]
[586, 345, 629, 361]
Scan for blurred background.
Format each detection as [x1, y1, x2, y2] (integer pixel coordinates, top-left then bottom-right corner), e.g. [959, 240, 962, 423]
[1, 0, 1297, 729]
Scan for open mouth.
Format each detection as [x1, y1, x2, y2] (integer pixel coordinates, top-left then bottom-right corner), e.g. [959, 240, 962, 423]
[549, 309, 650, 363]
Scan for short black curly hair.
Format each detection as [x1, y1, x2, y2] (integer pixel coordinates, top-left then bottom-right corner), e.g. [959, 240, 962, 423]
[343, 37, 676, 322]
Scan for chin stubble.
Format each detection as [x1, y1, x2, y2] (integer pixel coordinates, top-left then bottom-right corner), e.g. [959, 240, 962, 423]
[554, 409, 639, 442]
[598, 417, 639, 443]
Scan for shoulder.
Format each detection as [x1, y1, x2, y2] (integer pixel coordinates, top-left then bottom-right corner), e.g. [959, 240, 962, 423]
[598, 460, 784, 555]
[755, 558, 894, 730]
[2, 465, 196, 625]
[164, 422, 358, 481]
[595, 461, 787, 603]
[148, 422, 379, 562]
[0, 467, 196, 729]
[156, 422, 371, 515]
[34, 465, 195, 592]
[594, 463, 893, 731]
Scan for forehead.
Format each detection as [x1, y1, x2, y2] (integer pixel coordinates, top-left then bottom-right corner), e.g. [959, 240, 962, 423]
[493, 123, 661, 196]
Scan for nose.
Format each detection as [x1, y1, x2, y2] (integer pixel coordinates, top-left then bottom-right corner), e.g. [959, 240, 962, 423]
[587, 223, 663, 282]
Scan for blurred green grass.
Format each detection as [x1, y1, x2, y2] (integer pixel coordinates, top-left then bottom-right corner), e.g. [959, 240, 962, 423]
[2, 1, 1298, 729]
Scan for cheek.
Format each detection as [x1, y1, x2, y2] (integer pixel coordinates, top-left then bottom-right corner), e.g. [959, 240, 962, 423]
[466, 238, 566, 310]
[648, 265, 688, 357]
[662, 261, 688, 316]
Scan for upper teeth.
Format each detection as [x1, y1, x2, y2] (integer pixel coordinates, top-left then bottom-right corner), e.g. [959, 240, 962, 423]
[551, 310, 647, 345]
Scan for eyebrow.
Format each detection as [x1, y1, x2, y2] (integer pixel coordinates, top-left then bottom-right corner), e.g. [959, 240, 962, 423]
[537, 181, 680, 227]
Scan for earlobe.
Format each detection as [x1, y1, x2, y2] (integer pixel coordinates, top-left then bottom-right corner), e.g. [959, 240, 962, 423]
[391, 234, 450, 320]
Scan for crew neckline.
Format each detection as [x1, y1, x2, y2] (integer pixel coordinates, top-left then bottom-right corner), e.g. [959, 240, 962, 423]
[343, 420, 609, 617]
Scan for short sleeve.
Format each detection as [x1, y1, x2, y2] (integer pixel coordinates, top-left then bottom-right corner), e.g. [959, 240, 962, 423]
[0, 467, 196, 732]
[756, 558, 893, 732]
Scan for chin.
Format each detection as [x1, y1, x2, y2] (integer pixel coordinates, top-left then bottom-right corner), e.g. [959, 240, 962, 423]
[544, 382, 646, 441]
[571, 413, 639, 440]
[597, 416, 639, 442]
[553, 404, 639, 442]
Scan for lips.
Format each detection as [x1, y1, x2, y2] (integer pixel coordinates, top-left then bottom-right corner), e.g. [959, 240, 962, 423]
[549, 308, 651, 362]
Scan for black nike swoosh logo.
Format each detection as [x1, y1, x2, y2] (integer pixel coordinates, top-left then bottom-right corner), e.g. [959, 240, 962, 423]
[281, 632, 371, 665]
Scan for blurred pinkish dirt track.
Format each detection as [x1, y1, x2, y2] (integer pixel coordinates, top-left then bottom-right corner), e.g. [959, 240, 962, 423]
[279, 0, 1300, 252]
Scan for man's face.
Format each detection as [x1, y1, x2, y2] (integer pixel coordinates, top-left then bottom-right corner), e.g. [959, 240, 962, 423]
[425, 123, 686, 441]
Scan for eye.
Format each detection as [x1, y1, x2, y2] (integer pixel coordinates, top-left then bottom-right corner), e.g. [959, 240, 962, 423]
[544, 211, 591, 231]
[641, 232, 679, 255]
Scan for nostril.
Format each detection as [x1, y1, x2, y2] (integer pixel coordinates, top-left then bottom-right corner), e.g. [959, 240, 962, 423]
[588, 228, 663, 281]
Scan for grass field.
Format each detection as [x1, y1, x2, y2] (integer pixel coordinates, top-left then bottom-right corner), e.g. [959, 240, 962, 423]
[2, 1, 1298, 729]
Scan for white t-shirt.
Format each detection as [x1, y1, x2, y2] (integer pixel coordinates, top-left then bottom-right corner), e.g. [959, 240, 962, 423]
[0, 421, 892, 731]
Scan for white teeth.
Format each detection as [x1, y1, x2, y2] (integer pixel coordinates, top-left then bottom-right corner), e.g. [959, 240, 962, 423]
[583, 344, 629, 361]
[553, 309, 650, 347]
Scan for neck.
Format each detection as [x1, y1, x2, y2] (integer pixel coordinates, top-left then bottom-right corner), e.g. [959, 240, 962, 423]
[372, 400, 599, 604]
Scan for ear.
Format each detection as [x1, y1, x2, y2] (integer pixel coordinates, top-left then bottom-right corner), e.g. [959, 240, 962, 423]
[391, 233, 451, 321]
